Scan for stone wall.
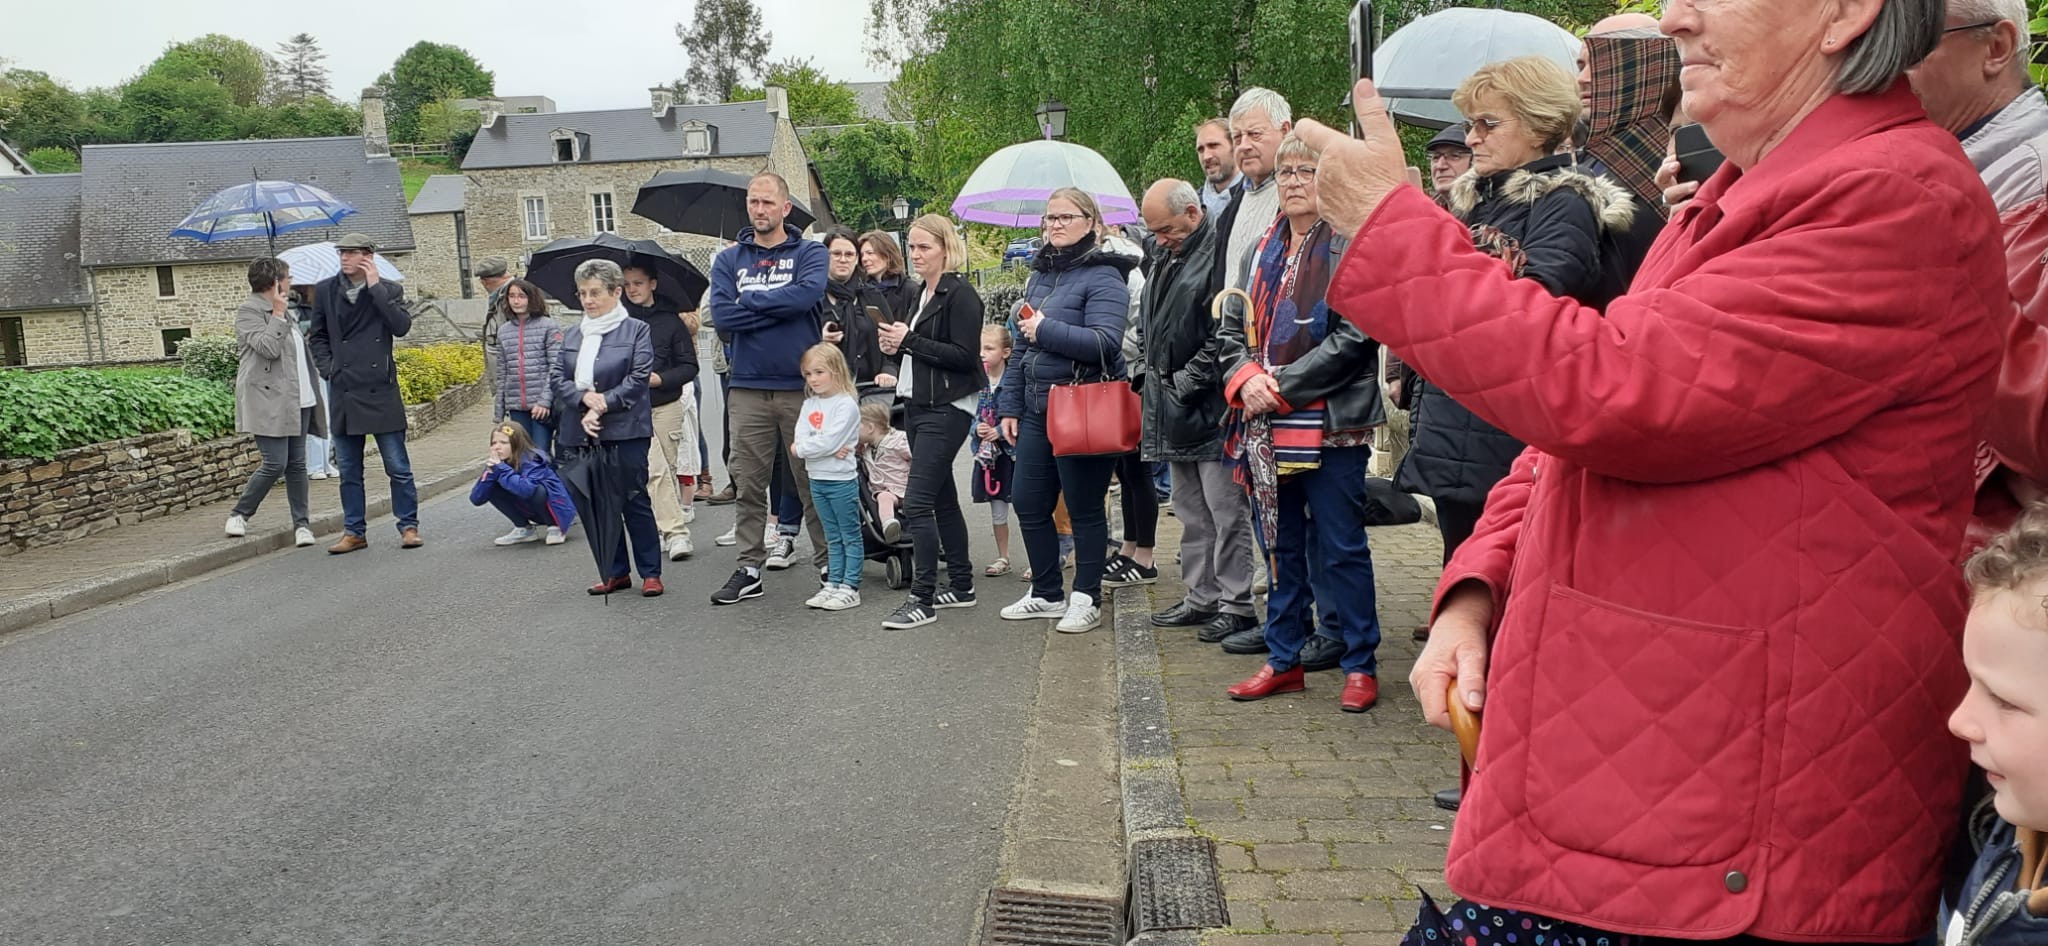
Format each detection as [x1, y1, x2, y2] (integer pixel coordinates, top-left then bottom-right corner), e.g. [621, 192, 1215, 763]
[408, 212, 466, 302]
[0, 380, 486, 556]
[89, 262, 250, 361]
[10, 308, 94, 364]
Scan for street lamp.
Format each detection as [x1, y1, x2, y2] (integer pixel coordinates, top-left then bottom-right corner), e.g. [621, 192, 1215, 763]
[1035, 97, 1068, 140]
[891, 196, 910, 222]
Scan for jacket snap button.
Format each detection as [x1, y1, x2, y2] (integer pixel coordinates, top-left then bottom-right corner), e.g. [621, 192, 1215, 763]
[1723, 871, 1748, 894]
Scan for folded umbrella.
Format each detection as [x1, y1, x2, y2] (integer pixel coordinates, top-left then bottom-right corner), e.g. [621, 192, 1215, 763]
[525, 233, 709, 312]
[952, 139, 1137, 227]
[631, 168, 817, 241]
[277, 241, 404, 284]
[556, 440, 636, 595]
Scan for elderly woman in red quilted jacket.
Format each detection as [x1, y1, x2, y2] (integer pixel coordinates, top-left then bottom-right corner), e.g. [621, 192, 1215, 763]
[1298, 1, 2006, 944]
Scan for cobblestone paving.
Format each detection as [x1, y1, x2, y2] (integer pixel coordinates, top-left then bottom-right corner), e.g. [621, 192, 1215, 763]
[1140, 517, 1459, 945]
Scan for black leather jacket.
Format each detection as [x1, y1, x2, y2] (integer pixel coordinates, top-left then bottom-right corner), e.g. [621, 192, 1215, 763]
[1137, 216, 1228, 462]
[1216, 228, 1385, 435]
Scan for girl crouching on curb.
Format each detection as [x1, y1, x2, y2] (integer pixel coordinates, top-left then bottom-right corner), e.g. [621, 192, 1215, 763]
[471, 422, 575, 546]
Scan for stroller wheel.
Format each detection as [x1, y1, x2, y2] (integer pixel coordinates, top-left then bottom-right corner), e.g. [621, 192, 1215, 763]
[885, 556, 908, 590]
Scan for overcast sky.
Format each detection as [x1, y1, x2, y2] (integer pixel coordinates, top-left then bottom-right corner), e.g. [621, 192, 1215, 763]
[4, 0, 889, 110]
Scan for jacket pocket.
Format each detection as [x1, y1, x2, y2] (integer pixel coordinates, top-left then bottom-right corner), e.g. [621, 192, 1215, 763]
[1523, 584, 1766, 867]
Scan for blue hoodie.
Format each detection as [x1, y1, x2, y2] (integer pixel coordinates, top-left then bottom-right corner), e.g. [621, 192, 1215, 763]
[469, 451, 578, 531]
[709, 223, 827, 391]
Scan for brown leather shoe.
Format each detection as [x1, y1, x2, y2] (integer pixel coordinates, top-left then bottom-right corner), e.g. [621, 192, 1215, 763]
[707, 485, 737, 506]
[328, 534, 368, 555]
[400, 528, 423, 548]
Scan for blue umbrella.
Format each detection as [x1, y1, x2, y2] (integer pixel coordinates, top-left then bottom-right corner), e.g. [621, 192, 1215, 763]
[170, 180, 358, 254]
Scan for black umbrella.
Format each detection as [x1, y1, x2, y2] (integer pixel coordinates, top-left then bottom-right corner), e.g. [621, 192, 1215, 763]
[632, 168, 816, 241]
[556, 439, 640, 597]
[525, 233, 709, 312]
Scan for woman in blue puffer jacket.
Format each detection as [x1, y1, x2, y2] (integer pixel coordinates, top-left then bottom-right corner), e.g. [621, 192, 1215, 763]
[996, 187, 1135, 634]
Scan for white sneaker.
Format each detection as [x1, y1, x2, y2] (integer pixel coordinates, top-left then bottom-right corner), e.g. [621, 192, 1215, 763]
[667, 533, 693, 561]
[820, 587, 861, 611]
[307, 470, 329, 481]
[881, 518, 903, 543]
[1001, 593, 1066, 620]
[765, 536, 795, 570]
[545, 527, 566, 545]
[1413, 492, 1439, 527]
[715, 525, 738, 547]
[805, 585, 837, 609]
[323, 466, 340, 477]
[683, 505, 697, 525]
[294, 527, 316, 547]
[224, 514, 248, 537]
[1056, 592, 1102, 634]
[495, 526, 540, 546]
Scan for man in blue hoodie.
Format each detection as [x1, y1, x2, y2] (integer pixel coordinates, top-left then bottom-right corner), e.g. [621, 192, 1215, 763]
[708, 171, 830, 605]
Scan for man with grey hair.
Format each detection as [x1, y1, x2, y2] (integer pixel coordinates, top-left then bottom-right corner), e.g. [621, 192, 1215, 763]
[1906, 0, 2048, 546]
[1212, 87, 1291, 296]
[1194, 118, 1240, 218]
[1138, 179, 1259, 644]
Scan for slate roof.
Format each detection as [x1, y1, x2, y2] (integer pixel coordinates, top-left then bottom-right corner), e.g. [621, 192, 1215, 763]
[462, 101, 777, 170]
[841, 82, 899, 122]
[409, 175, 467, 215]
[0, 173, 89, 312]
[78, 136, 414, 268]
[0, 139, 33, 175]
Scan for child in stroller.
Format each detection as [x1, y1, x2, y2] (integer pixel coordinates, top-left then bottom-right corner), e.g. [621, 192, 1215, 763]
[857, 401, 916, 589]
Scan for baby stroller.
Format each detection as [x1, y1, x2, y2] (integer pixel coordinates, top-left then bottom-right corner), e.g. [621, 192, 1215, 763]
[857, 466, 915, 590]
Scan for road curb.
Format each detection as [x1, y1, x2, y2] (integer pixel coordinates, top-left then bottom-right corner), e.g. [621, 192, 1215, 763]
[1111, 585, 1228, 940]
[1, 466, 478, 636]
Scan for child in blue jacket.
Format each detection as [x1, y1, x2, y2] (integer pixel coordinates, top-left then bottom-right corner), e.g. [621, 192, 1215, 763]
[470, 421, 576, 546]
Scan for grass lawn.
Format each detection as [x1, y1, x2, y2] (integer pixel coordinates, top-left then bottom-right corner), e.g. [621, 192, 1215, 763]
[399, 157, 454, 202]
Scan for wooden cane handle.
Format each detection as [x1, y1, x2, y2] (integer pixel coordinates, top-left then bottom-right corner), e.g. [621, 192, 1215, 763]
[1212, 287, 1252, 324]
[1447, 679, 1481, 769]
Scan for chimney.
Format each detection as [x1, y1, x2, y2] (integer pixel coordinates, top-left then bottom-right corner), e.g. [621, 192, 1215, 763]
[476, 96, 504, 130]
[650, 86, 676, 118]
[360, 86, 389, 157]
[764, 84, 788, 121]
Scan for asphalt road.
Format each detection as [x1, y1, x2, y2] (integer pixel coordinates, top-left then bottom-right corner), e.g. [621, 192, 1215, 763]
[0, 487, 1045, 946]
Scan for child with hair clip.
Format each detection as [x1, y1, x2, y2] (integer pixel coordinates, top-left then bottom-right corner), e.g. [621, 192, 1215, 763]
[858, 401, 912, 543]
[470, 421, 576, 546]
[793, 343, 865, 611]
[973, 323, 1016, 576]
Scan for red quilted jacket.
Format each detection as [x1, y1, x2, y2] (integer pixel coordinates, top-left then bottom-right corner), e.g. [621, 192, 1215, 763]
[1327, 83, 2005, 941]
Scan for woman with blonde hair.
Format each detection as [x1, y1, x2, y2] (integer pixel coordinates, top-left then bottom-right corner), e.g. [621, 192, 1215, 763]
[873, 213, 987, 630]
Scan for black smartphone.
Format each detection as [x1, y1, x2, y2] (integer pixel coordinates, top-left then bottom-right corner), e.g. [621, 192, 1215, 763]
[1349, 1, 1374, 85]
[864, 304, 888, 325]
[1674, 123, 1725, 184]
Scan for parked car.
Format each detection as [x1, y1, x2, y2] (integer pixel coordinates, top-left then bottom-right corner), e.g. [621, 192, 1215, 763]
[1001, 237, 1041, 269]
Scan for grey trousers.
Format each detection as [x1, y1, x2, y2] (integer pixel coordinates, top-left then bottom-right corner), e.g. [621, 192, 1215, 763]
[727, 387, 826, 571]
[232, 408, 312, 529]
[1170, 459, 1256, 617]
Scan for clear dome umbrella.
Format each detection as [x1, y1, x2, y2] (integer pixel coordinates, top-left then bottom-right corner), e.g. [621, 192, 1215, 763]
[1372, 7, 1582, 130]
[951, 139, 1138, 228]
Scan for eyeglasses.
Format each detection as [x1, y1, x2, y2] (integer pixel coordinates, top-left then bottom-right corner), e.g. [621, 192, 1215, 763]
[1274, 166, 1318, 184]
[1945, 20, 1998, 34]
[1467, 116, 1520, 137]
[1042, 212, 1091, 228]
[1426, 151, 1468, 165]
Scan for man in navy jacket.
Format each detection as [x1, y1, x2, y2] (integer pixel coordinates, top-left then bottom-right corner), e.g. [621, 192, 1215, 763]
[706, 171, 829, 605]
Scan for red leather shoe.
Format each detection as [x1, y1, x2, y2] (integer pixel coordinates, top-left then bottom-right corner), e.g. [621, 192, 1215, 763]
[640, 577, 665, 597]
[588, 576, 632, 596]
[1227, 665, 1306, 701]
[1339, 673, 1378, 713]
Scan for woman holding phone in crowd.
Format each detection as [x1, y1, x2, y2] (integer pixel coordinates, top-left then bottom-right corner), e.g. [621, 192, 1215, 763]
[820, 227, 893, 405]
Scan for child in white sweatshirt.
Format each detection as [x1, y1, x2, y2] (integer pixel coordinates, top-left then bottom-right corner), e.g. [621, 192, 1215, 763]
[792, 343, 864, 611]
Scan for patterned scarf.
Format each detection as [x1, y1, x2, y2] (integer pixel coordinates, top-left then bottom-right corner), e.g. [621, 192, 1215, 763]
[1245, 215, 1337, 474]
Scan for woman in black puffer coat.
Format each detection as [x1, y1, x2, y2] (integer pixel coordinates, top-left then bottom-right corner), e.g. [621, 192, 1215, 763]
[1396, 57, 1641, 565]
[821, 228, 893, 405]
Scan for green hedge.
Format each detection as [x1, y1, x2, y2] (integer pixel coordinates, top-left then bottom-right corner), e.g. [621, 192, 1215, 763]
[0, 369, 236, 460]
[177, 334, 239, 386]
[394, 343, 484, 405]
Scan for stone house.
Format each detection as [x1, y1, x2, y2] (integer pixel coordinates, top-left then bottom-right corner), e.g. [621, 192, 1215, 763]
[406, 174, 469, 302]
[0, 88, 412, 366]
[457, 87, 829, 309]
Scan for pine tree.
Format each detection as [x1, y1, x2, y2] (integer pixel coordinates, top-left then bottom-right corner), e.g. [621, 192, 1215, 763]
[275, 33, 330, 103]
[675, 0, 772, 104]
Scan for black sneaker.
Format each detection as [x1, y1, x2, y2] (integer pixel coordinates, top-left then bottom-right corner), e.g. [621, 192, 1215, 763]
[881, 598, 937, 629]
[710, 569, 763, 605]
[1299, 634, 1345, 672]
[932, 588, 977, 610]
[1198, 612, 1260, 643]
[1102, 557, 1158, 588]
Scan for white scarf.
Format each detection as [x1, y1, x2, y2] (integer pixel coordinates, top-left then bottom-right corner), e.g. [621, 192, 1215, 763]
[574, 300, 631, 391]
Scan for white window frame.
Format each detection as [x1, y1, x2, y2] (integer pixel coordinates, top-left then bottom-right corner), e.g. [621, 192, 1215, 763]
[682, 127, 710, 156]
[521, 194, 549, 242]
[589, 190, 617, 234]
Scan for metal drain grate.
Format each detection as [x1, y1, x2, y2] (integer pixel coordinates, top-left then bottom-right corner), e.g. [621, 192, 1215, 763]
[979, 887, 1124, 946]
[1126, 836, 1228, 936]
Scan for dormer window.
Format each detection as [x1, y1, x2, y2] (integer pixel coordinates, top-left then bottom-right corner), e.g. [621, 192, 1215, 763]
[680, 119, 714, 156]
[550, 128, 582, 162]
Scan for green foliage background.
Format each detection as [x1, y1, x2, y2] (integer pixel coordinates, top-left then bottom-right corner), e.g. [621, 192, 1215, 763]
[0, 369, 235, 460]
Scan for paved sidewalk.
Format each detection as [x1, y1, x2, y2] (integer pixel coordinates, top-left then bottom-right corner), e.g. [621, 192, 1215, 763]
[1138, 515, 1459, 944]
[0, 399, 497, 631]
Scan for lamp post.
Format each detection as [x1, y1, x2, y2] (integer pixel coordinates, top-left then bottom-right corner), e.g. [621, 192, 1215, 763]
[891, 196, 912, 256]
[1035, 97, 1068, 140]
[891, 196, 910, 222]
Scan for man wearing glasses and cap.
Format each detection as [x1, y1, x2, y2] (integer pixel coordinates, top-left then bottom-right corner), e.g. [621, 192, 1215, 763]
[1423, 124, 1473, 199]
[308, 233, 422, 554]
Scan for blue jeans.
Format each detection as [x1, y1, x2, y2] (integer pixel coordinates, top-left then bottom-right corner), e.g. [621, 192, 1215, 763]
[811, 477, 863, 588]
[332, 431, 418, 538]
[1012, 408, 1117, 603]
[485, 490, 550, 529]
[1257, 445, 1382, 676]
[510, 411, 554, 463]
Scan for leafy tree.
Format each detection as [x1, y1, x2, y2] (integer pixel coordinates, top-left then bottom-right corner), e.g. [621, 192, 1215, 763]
[236, 97, 360, 140]
[675, 0, 773, 103]
[23, 146, 80, 173]
[0, 69, 98, 151]
[274, 33, 331, 103]
[378, 42, 494, 143]
[730, 57, 863, 126]
[809, 121, 922, 231]
[120, 51, 239, 142]
[415, 95, 483, 151]
[157, 34, 273, 108]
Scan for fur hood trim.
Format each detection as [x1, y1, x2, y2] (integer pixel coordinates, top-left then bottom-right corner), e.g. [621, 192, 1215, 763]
[1449, 165, 1638, 235]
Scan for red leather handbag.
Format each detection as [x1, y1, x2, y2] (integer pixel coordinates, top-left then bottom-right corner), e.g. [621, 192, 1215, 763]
[1047, 377, 1140, 457]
